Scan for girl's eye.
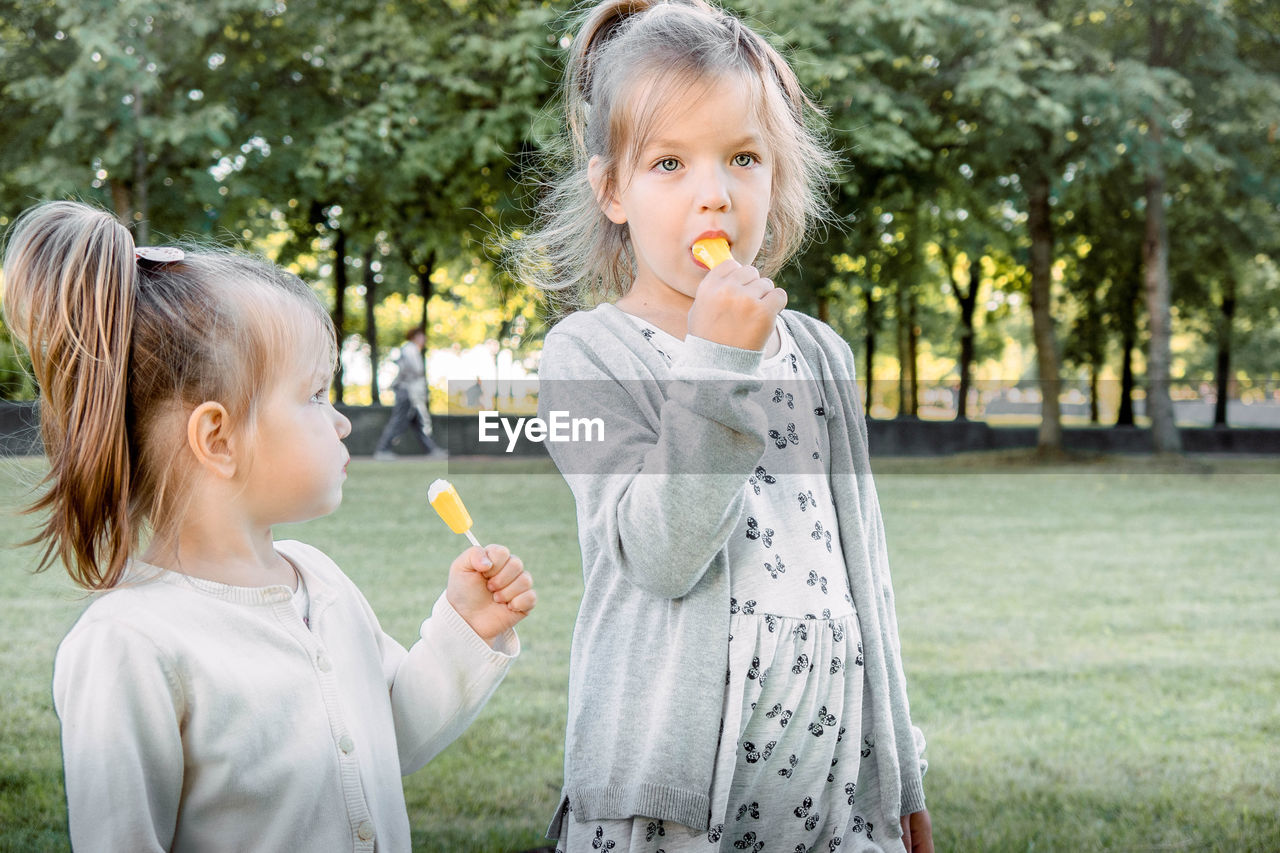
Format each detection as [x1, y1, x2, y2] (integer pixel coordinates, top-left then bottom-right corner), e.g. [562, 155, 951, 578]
[733, 153, 758, 167]
[311, 390, 329, 403]
[656, 157, 680, 172]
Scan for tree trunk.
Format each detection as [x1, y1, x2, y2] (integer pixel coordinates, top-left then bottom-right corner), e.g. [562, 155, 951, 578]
[1034, 0, 1064, 450]
[363, 246, 380, 404]
[1088, 321, 1101, 426]
[896, 282, 909, 418]
[1117, 324, 1135, 427]
[107, 85, 150, 242]
[1214, 272, 1236, 427]
[943, 245, 979, 421]
[109, 181, 133, 230]
[132, 83, 149, 246]
[1142, 4, 1181, 453]
[1141, 126, 1181, 452]
[332, 227, 348, 404]
[1088, 362, 1100, 424]
[864, 287, 877, 418]
[906, 284, 919, 418]
[418, 248, 437, 330]
[1031, 0, 1063, 451]
[1027, 174, 1063, 452]
[956, 296, 976, 422]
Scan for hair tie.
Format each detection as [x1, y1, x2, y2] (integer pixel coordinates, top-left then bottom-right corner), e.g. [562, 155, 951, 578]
[135, 246, 184, 266]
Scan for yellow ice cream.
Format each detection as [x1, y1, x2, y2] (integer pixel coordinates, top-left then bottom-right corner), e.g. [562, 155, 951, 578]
[692, 237, 733, 269]
[429, 479, 479, 546]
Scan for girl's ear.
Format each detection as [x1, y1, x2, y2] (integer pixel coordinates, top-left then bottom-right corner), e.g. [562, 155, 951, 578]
[588, 155, 628, 225]
[187, 401, 237, 479]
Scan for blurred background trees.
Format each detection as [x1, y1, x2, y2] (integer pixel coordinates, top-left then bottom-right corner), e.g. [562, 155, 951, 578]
[2, 0, 1277, 451]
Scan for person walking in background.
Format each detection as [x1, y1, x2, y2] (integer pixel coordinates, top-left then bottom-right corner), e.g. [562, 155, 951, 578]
[375, 326, 445, 459]
[465, 376, 485, 409]
[518, 1, 931, 851]
[1, 200, 535, 851]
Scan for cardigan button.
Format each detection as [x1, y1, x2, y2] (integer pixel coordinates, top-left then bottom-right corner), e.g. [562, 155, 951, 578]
[316, 654, 332, 672]
[356, 821, 374, 841]
[338, 735, 355, 755]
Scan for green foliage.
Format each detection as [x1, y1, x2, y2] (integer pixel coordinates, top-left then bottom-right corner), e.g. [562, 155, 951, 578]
[0, 327, 35, 400]
[0, 0, 1276, 415]
[0, 0, 299, 238]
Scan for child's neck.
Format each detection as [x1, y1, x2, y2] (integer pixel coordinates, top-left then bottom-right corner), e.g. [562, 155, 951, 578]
[614, 291, 692, 341]
[142, 519, 295, 589]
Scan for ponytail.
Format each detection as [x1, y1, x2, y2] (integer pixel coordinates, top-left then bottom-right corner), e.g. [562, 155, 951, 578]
[3, 202, 139, 589]
[4, 202, 335, 590]
[566, 0, 656, 154]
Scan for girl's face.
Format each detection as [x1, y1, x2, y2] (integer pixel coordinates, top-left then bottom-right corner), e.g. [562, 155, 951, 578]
[240, 321, 351, 526]
[598, 72, 772, 313]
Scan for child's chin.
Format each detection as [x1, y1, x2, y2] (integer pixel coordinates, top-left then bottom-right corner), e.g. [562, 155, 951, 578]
[305, 492, 344, 520]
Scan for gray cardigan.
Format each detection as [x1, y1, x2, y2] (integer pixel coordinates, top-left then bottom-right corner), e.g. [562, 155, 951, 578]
[539, 303, 926, 846]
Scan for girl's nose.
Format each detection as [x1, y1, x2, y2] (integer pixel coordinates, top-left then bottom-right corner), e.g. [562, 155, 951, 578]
[334, 408, 352, 440]
[695, 165, 732, 213]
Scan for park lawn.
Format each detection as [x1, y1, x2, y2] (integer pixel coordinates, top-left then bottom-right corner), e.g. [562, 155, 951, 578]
[0, 453, 1277, 852]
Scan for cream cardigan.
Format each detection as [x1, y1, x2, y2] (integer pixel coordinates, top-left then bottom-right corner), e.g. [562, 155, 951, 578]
[53, 539, 518, 852]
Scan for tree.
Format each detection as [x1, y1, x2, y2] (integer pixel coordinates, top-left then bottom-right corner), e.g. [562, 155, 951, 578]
[0, 0, 300, 238]
[762, 0, 1110, 447]
[1136, 1, 1189, 451]
[952, 0, 1126, 453]
[1066, 0, 1280, 441]
[933, 198, 1002, 421]
[267, 0, 563, 398]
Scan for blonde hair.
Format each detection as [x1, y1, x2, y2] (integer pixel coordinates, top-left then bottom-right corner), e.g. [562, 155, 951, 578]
[1, 201, 334, 590]
[514, 0, 835, 311]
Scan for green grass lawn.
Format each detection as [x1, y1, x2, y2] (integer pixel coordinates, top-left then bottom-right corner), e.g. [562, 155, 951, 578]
[1, 453, 1277, 852]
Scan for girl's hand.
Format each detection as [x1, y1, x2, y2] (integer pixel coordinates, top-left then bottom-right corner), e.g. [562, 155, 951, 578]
[901, 809, 934, 852]
[687, 260, 787, 352]
[446, 544, 535, 644]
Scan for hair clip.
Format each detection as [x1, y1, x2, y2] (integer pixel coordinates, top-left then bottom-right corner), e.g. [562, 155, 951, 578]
[135, 246, 185, 265]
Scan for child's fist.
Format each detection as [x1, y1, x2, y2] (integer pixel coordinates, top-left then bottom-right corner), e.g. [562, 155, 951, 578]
[687, 260, 786, 352]
[446, 544, 535, 644]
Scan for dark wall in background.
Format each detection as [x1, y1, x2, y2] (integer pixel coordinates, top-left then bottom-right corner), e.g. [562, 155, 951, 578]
[4, 401, 1278, 459]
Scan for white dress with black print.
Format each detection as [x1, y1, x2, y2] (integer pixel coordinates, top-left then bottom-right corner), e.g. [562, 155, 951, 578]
[557, 318, 884, 853]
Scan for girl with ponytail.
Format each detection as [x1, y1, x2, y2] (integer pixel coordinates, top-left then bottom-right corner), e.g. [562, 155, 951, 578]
[2, 200, 535, 852]
[519, 1, 932, 851]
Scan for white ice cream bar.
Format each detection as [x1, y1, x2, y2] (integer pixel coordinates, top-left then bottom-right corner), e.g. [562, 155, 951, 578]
[428, 478, 480, 546]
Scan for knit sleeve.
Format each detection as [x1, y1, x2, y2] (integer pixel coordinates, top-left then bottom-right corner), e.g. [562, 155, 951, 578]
[53, 617, 185, 853]
[381, 592, 518, 775]
[537, 323, 768, 599]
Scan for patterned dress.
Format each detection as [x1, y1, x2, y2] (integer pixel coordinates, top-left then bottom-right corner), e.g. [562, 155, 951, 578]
[556, 319, 883, 853]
